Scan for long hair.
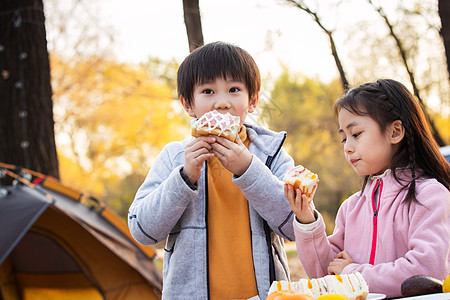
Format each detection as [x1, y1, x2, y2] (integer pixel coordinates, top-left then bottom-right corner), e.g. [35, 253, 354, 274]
[334, 79, 450, 203]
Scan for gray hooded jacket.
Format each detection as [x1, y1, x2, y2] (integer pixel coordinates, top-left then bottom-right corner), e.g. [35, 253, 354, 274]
[128, 122, 296, 299]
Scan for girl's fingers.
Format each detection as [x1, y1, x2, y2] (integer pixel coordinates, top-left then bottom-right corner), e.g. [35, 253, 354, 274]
[301, 193, 310, 209]
[285, 184, 295, 201]
[285, 184, 295, 208]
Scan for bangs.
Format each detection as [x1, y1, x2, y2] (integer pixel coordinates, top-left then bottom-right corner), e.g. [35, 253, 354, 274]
[335, 92, 370, 117]
[193, 45, 247, 85]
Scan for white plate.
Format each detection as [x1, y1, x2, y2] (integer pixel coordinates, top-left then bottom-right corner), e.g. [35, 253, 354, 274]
[392, 293, 450, 300]
[368, 293, 386, 300]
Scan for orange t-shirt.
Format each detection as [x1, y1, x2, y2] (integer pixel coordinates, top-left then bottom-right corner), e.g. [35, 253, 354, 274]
[207, 127, 258, 299]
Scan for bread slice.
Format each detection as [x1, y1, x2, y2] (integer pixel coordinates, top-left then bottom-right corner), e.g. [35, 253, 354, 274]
[283, 165, 319, 202]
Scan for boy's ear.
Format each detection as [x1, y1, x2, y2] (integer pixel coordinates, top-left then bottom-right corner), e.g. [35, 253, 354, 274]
[181, 96, 196, 117]
[389, 119, 405, 144]
[248, 93, 259, 113]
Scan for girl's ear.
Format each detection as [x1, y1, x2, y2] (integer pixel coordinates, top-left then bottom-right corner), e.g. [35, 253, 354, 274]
[181, 96, 196, 117]
[248, 93, 259, 113]
[390, 119, 405, 144]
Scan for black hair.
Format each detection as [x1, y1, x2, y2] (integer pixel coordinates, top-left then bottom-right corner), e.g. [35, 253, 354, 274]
[177, 41, 261, 106]
[334, 79, 450, 203]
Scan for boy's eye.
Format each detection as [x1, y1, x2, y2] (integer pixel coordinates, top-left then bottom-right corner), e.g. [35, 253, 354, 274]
[202, 89, 214, 94]
[340, 138, 347, 143]
[229, 87, 240, 93]
[352, 132, 361, 138]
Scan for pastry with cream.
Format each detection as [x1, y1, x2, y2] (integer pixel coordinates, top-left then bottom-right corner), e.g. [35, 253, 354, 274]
[191, 110, 240, 142]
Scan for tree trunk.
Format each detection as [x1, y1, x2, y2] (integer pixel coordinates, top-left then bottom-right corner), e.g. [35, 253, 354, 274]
[439, 0, 450, 84]
[0, 0, 59, 178]
[182, 0, 204, 52]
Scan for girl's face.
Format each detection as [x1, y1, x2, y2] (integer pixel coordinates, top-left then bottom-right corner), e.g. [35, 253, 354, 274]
[181, 76, 258, 127]
[338, 108, 398, 176]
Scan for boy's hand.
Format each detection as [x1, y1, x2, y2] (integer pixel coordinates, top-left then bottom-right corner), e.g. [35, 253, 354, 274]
[327, 250, 354, 275]
[284, 183, 316, 224]
[210, 134, 252, 176]
[183, 136, 215, 184]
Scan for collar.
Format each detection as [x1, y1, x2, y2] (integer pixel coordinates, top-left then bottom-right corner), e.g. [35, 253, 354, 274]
[370, 169, 392, 180]
[238, 125, 248, 144]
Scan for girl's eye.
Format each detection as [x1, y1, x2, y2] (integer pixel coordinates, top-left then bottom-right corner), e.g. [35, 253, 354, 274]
[202, 89, 214, 94]
[352, 132, 361, 138]
[229, 87, 240, 93]
[340, 138, 347, 143]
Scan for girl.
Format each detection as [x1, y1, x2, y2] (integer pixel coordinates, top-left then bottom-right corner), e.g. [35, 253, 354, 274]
[285, 79, 450, 298]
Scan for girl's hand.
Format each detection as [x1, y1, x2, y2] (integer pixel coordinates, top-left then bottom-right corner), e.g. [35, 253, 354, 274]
[284, 183, 316, 224]
[210, 134, 252, 176]
[327, 250, 354, 275]
[183, 136, 215, 184]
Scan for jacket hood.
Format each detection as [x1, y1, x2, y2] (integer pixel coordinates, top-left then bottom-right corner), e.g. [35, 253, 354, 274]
[245, 122, 287, 158]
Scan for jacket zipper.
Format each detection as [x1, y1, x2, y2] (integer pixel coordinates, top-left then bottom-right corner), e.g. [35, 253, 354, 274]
[369, 179, 383, 265]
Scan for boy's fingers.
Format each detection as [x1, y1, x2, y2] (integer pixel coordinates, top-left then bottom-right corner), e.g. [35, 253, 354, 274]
[234, 132, 243, 145]
[213, 135, 234, 148]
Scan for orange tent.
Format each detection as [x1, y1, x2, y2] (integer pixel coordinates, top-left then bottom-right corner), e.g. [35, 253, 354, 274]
[0, 163, 162, 299]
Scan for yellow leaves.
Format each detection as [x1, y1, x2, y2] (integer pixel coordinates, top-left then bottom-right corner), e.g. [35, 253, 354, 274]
[433, 112, 450, 145]
[51, 54, 189, 202]
[264, 72, 358, 232]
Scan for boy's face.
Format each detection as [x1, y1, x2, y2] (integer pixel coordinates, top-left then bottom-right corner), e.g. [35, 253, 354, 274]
[181, 76, 258, 127]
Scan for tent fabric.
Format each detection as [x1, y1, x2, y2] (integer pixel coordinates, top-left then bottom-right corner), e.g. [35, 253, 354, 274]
[0, 164, 162, 300]
[0, 186, 52, 265]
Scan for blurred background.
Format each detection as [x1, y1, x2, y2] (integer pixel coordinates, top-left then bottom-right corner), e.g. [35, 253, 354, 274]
[1, 0, 450, 280]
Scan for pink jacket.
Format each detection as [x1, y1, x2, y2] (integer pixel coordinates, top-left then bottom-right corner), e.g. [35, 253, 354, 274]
[294, 169, 450, 298]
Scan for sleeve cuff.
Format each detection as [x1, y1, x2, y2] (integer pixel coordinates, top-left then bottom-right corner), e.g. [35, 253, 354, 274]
[293, 210, 320, 231]
[180, 168, 198, 190]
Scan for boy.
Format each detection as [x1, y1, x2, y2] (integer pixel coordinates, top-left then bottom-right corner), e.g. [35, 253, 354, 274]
[128, 41, 295, 299]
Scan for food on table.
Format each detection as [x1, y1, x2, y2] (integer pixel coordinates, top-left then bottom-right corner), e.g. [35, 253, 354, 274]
[443, 274, 450, 293]
[316, 294, 347, 300]
[401, 275, 444, 297]
[191, 110, 240, 142]
[283, 165, 319, 203]
[266, 290, 315, 299]
[268, 272, 369, 300]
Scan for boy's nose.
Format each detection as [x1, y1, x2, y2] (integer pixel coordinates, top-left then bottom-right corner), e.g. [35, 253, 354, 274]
[214, 97, 231, 109]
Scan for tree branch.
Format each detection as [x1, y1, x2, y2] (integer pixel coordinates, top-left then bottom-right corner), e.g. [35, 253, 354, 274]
[368, 0, 444, 145]
[285, 0, 350, 91]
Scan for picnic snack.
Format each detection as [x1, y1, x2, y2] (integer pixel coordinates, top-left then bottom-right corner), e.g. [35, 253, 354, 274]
[283, 165, 319, 202]
[266, 290, 315, 299]
[191, 110, 240, 142]
[268, 272, 369, 300]
[316, 295, 347, 300]
[443, 275, 450, 293]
